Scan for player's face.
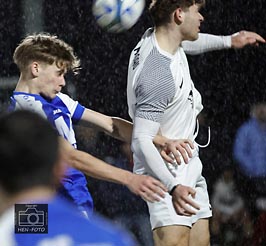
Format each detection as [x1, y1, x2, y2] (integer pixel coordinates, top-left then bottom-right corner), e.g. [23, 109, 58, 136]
[181, 4, 204, 41]
[37, 63, 66, 99]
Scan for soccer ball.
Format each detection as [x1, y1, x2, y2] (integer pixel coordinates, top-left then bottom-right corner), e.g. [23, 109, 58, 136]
[92, 0, 145, 33]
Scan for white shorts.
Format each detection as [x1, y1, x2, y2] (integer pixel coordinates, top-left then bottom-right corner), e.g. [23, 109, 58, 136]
[147, 154, 212, 230]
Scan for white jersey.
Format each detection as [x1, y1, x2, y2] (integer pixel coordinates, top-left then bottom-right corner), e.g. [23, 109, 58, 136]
[128, 28, 203, 141]
[128, 28, 231, 139]
[127, 28, 231, 188]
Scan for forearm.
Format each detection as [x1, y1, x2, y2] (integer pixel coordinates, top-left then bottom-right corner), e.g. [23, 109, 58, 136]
[132, 117, 178, 191]
[80, 108, 169, 146]
[59, 137, 132, 185]
[111, 117, 169, 147]
[110, 117, 132, 143]
[182, 33, 231, 55]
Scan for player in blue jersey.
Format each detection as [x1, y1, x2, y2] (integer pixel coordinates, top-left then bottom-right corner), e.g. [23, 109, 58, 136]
[0, 110, 137, 246]
[9, 33, 196, 217]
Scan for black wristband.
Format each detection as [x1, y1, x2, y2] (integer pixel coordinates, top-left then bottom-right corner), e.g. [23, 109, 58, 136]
[169, 185, 178, 196]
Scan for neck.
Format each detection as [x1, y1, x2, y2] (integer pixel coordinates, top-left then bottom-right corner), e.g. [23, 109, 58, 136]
[0, 187, 55, 216]
[155, 25, 183, 55]
[15, 74, 40, 95]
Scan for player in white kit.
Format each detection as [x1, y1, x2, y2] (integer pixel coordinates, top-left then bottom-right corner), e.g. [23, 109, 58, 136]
[127, 0, 265, 245]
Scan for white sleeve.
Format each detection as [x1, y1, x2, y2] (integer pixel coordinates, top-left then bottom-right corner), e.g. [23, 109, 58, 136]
[182, 33, 232, 55]
[132, 117, 179, 191]
[57, 92, 79, 116]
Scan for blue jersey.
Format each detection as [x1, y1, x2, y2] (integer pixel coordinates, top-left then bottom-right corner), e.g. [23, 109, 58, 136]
[0, 196, 136, 246]
[9, 92, 93, 216]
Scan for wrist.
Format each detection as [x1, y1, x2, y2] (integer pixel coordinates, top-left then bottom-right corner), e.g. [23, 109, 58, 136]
[153, 135, 168, 148]
[169, 184, 180, 195]
[231, 32, 241, 48]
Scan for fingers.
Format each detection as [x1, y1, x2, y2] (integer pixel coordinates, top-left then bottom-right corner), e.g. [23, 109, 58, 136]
[171, 185, 200, 216]
[244, 31, 265, 43]
[140, 189, 161, 203]
[182, 195, 200, 211]
[160, 149, 175, 163]
[173, 201, 198, 216]
[174, 204, 198, 216]
[165, 139, 194, 164]
[151, 178, 168, 193]
[232, 31, 265, 49]
[133, 175, 167, 202]
[183, 139, 194, 149]
[140, 186, 164, 203]
[171, 151, 182, 165]
[178, 143, 192, 163]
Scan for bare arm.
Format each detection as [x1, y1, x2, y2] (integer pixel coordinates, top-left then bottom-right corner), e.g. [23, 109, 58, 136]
[59, 137, 167, 202]
[79, 109, 193, 163]
[78, 109, 132, 143]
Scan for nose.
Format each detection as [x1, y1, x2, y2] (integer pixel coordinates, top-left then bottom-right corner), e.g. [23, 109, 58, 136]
[60, 76, 66, 87]
[199, 13, 204, 22]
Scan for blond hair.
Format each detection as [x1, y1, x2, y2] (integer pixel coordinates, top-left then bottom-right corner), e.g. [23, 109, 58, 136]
[13, 33, 80, 74]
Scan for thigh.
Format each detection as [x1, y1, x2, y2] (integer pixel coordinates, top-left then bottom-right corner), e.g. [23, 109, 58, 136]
[153, 225, 190, 246]
[189, 218, 210, 246]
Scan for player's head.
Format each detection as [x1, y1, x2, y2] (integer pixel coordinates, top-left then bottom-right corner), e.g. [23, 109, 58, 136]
[13, 33, 80, 74]
[0, 110, 60, 195]
[13, 34, 80, 99]
[149, 0, 204, 40]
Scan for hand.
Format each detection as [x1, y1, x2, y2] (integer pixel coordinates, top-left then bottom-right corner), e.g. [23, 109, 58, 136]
[172, 185, 200, 216]
[127, 174, 167, 202]
[231, 31, 265, 49]
[160, 139, 194, 164]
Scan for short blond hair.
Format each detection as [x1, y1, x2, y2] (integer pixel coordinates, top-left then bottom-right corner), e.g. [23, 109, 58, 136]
[13, 33, 80, 74]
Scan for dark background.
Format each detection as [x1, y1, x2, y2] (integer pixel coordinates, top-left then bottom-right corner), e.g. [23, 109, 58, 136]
[0, 0, 266, 228]
[43, 0, 266, 190]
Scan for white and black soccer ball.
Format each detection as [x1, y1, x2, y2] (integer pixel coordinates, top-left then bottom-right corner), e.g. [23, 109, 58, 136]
[92, 0, 145, 33]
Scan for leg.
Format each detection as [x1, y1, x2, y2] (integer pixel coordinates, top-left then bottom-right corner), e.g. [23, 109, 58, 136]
[189, 218, 210, 246]
[153, 225, 190, 246]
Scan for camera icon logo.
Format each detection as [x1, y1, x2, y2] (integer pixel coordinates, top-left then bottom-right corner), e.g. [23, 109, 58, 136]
[18, 207, 45, 226]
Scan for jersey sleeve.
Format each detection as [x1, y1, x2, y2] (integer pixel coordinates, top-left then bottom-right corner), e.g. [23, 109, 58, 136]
[132, 117, 180, 191]
[134, 60, 175, 123]
[132, 55, 179, 191]
[56, 93, 85, 123]
[182, 33, 231, 55]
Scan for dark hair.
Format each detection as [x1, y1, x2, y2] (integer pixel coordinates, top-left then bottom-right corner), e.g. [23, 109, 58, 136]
[0, 110, 59, 194]
[149, 0, 205, 26]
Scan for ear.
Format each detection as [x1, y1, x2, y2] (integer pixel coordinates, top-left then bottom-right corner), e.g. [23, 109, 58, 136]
[30, 62, 40, 77]
[173, 8, 184, 25]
